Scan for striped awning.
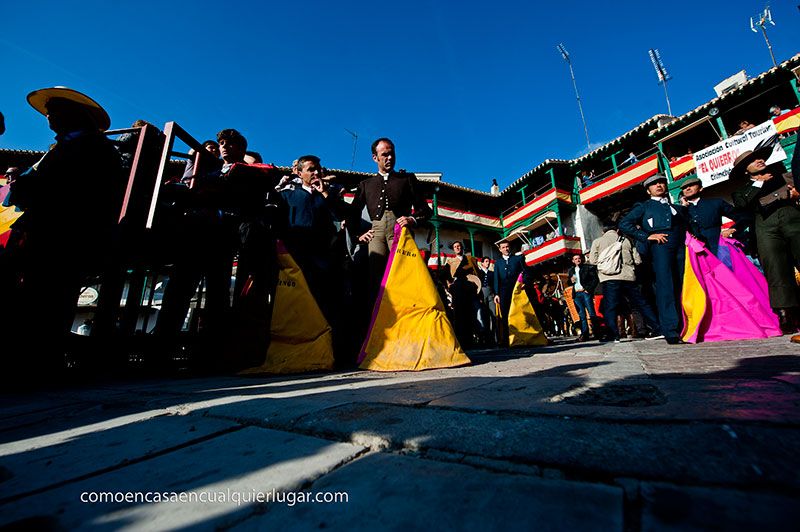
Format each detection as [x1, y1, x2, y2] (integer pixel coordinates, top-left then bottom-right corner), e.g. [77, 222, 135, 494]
[522, 236, 582, 266]
[502, 188, 572, 229]
[579, 154, 659, 204]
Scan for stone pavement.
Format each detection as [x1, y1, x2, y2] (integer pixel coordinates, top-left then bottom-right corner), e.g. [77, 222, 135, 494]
[1, 335, 799, 531]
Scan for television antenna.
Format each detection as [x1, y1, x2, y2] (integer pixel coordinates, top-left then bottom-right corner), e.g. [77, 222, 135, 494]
[344, 128, 358, 169]
[648, 48, 673, 116]
[750, 6, 777, 67]
[556, 43, 591, 151]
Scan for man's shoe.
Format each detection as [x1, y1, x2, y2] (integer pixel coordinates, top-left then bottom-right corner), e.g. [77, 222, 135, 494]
[645, 333, 665, 341]
[777, 308, 800, 334]
[665, 337, 685, 345]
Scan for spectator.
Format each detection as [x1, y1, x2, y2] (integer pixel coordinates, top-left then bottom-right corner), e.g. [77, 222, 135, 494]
[445, 240, 481, 348]
[731, 148, 800, 336]
[477, 256, 496, 345]
[589, 221, 661, 342]
[183, 139, 222, 182]
[622, 151, 638, 166]
[3, 167, 21, 186]
[2, 86, 124, 371]
[769, 105, 788, 117]
[244, 151, 263, 164]
[566, 253, 599, 341]
[490, 178, 500, 195]
[619, 174, 688, 344]
[735, 120, 756, 135]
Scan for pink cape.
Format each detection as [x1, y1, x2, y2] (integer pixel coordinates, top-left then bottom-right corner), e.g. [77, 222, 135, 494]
[681, 233, 781, 343]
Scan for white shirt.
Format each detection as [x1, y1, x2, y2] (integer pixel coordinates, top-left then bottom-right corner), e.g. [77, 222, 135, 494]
[652, 196, 678, 215]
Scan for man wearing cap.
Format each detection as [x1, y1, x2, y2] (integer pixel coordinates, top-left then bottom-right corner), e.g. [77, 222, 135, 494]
[347, 138, 432, 299]
[679, 177, 740, 258]
[3, 87, 124, 368]
[619, 173, 688, 344]
[731, 148, 800, 335]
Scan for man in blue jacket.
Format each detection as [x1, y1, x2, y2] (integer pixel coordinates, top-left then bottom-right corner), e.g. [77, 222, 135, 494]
[679, 177, 740, 258]
[620, 174, 687, 344]
[493, 241, 527, 346]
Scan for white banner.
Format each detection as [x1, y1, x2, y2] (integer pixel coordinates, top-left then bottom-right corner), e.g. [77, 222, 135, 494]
[692, 120, 786, 187]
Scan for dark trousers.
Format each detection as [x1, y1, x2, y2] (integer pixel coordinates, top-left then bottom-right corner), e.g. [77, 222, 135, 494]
[755, 206, 800, 309]
[649, 238, 685, 339]
[497, 291, 513, 346]
[572, 290, 596, 336]
[601, 280, 660, 338]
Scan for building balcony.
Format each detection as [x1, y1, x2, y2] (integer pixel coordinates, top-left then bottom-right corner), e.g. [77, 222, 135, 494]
[502, 187, 573, 229]
[578, 153, 659, 205]
[522, 236, 582, 267]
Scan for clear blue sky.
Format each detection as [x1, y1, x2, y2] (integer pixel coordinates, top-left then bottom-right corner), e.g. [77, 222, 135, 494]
[1, 1, 798, 191]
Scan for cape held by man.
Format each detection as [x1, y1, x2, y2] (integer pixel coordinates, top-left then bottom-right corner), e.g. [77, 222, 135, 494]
[508, 274, 548, 347]
[240, 241, 334, 374]
[359, 225, 470, 371]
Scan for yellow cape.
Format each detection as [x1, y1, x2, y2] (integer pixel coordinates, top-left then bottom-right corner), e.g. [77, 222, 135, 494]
[359, 226, 470, 371]
[508, 277, 548, 347]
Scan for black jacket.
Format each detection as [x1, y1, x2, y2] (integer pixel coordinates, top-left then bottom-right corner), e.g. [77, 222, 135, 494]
[349, 171, 432, 223]
[568, 263, 599, 295]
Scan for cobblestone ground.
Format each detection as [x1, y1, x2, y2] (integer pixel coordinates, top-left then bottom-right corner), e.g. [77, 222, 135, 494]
[1, 335, 798, 531]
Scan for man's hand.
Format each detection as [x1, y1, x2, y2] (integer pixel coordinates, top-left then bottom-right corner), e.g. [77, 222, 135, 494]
[493, 295, 500, 305]
[396, 216, 415, 228]
[788, 184, 800, 200]
[721, 228, 737, 238]
[752, 172, 774, 182]
[648, 233, 669, 244]
[679, 197, 689, 206]
[358, 229, 374, 243]
[311, 178, 328, 197]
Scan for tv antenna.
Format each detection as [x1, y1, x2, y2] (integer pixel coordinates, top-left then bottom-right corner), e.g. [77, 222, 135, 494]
[750, 6, 777, 67]
[556, 43, 591, 151]
[648, 48, 673, 116]
[344, 128, 358, 169]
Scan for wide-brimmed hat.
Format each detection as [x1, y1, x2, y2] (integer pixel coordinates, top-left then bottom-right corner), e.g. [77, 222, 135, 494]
[27, 87, 111, 131]
[642, 173, 668, 188]
[679, 177, 702, 189]
[729, 147, 773, 181]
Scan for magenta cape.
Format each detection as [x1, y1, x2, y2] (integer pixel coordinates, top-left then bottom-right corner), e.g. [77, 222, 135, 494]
[681, 233, 781, 343]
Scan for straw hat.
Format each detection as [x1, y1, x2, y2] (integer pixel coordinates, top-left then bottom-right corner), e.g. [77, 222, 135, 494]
[27, 86, 110, 131]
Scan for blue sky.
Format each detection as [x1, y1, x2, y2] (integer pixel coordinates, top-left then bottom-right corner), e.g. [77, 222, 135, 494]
[1, 1, 798, 191]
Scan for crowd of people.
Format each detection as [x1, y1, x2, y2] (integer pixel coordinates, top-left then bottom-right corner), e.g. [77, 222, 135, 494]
[1, 86, 799, 378]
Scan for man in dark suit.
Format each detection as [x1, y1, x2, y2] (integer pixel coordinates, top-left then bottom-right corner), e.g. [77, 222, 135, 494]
[348, 138, 432, 297]
[280, 154, 345, 322]
[477, 256, 496, 344]
[679, 177, 740, 257]
[493, 241, 527, 346]
[620, 173, 688, 344]
[731, 148, 800, 335]
[567, 253, 599, 341]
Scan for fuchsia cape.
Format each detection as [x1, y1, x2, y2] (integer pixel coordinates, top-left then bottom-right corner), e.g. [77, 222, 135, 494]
[681, 233, 781, 343]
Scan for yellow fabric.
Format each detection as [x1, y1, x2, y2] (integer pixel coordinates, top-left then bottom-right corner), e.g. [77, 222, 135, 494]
[508, 279, 548, 347]
[359, 226, 470, 371]
[0, 203, 22, 236]
[775, 112, 800, 134]
[680, 250, 706, 342]
[240, 246, 334, 374]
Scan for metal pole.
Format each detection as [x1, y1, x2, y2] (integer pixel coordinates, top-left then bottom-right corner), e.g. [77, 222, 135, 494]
[662, 79, 673, 116]
[760, 25, 777, 67]
[567, 61, 591, 151]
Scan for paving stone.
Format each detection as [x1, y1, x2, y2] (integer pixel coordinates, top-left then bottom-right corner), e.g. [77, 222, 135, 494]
[0, 426, 365, 531]
[232, 452, 623, 532]
[292, 402, 800, 489]
[0, 413, 238, 499]
[640, 482, 800, 531]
